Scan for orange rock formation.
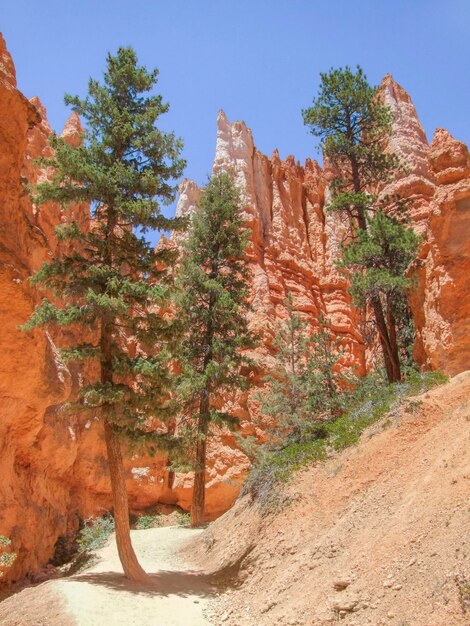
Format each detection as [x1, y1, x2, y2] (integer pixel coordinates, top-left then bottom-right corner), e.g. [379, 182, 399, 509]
[380, 76, 470, 374]
[0, 34, 468, 581]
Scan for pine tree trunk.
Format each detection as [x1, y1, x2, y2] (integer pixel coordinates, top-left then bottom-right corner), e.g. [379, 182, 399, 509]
[103, 421, 149, 582]
[190, 285, 215, 529]
[349, 159, 402, 385]
[386, 305, 402, 382]
[371, 296, 401, 383]
[100, 304, 148, 583]
[191, 390, 209, 528]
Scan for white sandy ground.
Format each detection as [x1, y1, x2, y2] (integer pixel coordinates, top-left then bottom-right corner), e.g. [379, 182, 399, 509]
[55, 527, 214, 626]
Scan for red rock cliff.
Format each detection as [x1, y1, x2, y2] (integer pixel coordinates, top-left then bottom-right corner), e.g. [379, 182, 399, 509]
[380, 75, 470, 374]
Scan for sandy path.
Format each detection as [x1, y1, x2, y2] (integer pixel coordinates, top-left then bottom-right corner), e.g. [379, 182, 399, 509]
[55, 527, 214, 626]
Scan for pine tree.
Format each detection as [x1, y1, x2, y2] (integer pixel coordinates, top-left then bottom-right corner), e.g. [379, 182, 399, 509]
[305, 316, 351, 419]
[303, 67, 418, 382]
[176, 172, 255, 527]
[22, 48, 185, 581]
[339, 210, 419, 368]
[259, 294, 310, 439]
[260, 297, 349, 441]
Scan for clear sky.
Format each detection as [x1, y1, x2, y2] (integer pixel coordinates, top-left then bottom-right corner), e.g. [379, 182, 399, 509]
[2, 0, 469, 199]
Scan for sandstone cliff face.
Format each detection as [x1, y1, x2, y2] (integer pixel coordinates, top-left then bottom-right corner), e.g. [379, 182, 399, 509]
[177, 79, 470, 380]
[381, 76, 470, 374]
[180, 111, 366, 368]
[416, 131, 470, 375]
[0, 34, 116, 581]
[0, 33, 77, 580]
[0, 33, 469, 583]
[172, 78, 470, 535]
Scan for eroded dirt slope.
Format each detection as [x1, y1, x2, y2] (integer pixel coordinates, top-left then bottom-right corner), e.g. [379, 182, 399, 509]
[190, 372, 470, 626]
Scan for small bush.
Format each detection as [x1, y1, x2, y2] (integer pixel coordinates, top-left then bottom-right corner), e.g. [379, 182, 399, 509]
[243, 437, 327, 508]
[176, 511, 191, 527]
[456, 572, 470, 614]
[77, 515, 115, 552]
[135, 514, 162, 529]
[245, 370, 447, 510]
[0, 535, 16, 577]
[400, 368, 448, 394]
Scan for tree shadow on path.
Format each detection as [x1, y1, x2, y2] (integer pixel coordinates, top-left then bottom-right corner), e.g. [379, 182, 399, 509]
[64, 569, 217, 598]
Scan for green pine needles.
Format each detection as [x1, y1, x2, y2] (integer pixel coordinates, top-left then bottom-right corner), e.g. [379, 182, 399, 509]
[303, 66, 419, 382]
[340, 210, 419, 310]
[22, 47, 185, 582]
[259, 295, 352, 443]
[23, 47, 185, 437]
[175, 172, 256, 526]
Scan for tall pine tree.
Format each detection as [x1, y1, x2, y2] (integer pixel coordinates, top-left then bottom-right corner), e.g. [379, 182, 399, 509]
[176, 172, 255, 527]
[303, 67, 418, 382]
[22, 48, 185, 581]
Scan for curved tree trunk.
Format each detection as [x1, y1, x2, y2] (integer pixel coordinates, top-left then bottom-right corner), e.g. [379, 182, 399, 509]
[100, 302, 148, 583]
[103, 420, 149, 583]
[191, 390, 209, 528]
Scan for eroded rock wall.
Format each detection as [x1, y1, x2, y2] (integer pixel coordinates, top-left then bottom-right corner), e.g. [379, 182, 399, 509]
[381, 75, 470, 374]
[177, 78, 470, 380]
[0, 33, 79, 580]
[171, 77, 470, 529]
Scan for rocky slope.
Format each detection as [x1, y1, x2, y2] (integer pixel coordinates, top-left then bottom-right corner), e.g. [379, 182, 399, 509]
[0, 30, 469, 584]
[191, 371, 470, 626]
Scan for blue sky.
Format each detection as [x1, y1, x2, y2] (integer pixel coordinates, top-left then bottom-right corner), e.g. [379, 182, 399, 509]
[2, 1, 469, 204]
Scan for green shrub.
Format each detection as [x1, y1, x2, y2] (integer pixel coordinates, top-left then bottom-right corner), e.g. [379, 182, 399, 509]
[245, 370, 447, 510]
[456, 572, 470, 614]
[77, 515, 115, 552]
[0, 535, 16, 576]
[400, 369, 448, 395]
[176, 511, 191, 527]
[135, 514, 162, 529]
[243, 438, 327, 508]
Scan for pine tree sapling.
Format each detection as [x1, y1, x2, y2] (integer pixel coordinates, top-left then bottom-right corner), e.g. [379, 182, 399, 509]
[259, 296, 351, 442]
[176, 172, 255, 528]
[259, 294, 310, 439]
[305, 315, 352, 419]
[22, 48, 185, 582]
[303, 66, 418, 382]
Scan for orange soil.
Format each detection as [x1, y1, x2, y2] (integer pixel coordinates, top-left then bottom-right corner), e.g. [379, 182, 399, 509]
[190, 372, 470, 626]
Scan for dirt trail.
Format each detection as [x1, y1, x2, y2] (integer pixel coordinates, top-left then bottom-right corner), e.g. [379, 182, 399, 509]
[0, 527, 215, 626]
